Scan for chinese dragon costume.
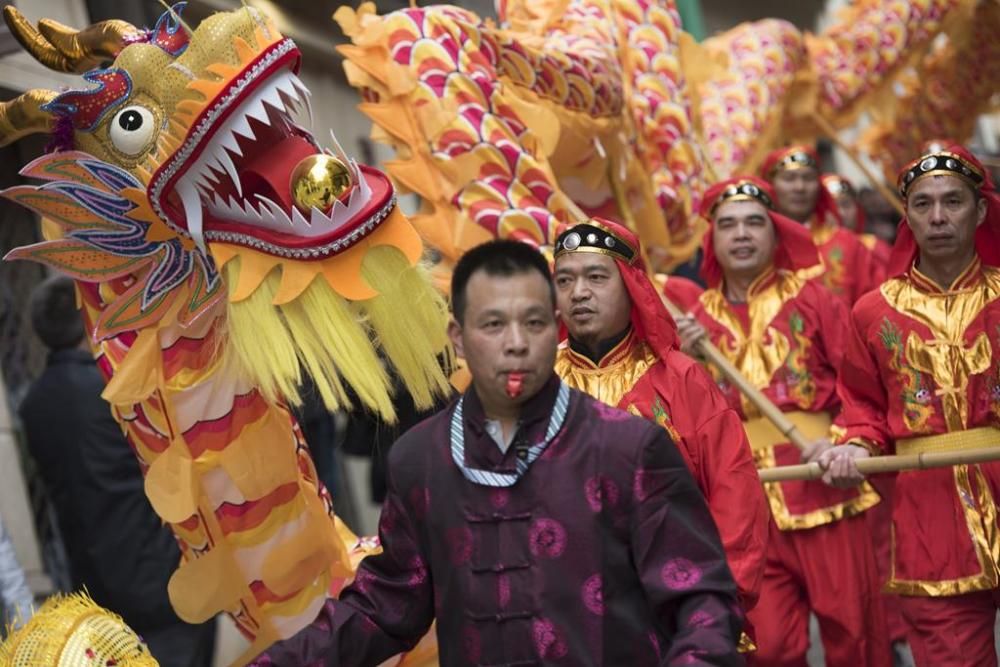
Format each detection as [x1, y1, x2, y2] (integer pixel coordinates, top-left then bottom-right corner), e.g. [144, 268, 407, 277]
[0, 3, 450, 664]
[1, 0, 993, 665]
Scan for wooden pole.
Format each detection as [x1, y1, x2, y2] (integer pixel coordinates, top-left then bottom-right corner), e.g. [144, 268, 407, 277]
[811, 112, 907, 218]
[758, 445, 1000, 483]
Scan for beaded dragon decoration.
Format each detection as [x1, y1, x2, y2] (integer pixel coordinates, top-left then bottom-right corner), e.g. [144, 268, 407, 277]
[0, 4, 449, 664]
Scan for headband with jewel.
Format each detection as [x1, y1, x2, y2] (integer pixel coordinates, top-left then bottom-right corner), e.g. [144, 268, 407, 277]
[554, 221, 637, 264]
[708, 179, 774, 215]
[766, 148, 818, 178]
[821, 174, 855, 198]
[897, 151, 985, 198]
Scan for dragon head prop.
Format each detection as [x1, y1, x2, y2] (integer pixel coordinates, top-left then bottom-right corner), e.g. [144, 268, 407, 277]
[1, 3, 450, 418]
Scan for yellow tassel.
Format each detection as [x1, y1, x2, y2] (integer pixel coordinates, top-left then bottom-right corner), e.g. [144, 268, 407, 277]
[359, 245, 453, 411]
[221, 260, 303, 407]
[219, 248, 452, 422]
[279, 274, 393, 417]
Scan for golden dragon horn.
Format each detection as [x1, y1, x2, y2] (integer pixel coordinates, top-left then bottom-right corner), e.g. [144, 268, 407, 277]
[0, 89, 58, 147]
[3, 6, 141, 74]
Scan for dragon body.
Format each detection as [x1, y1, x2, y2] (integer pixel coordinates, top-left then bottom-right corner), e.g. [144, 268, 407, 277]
[335, 0, 976, 269]
[1, 4, 449, 663]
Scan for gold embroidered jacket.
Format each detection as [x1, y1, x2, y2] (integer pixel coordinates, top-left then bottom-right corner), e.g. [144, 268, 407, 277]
[839, 257, 1000, 596]
[691, 268, 879, 531]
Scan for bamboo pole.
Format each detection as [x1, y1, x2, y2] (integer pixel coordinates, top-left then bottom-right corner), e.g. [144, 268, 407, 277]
[811, 112, 907, 218]
[758, 445, 1000, 483]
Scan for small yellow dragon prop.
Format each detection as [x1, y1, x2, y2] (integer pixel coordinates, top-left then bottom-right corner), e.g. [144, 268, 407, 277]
[1, 593, 159, 666]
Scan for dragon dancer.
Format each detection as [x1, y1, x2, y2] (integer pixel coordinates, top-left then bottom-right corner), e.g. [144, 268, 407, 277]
[551, 219, 769, 635]
[822, 145, 1000, 666]
[675, 177, 889, 666]
[763, 146, 883, 306]
[821, 173, 892, 268]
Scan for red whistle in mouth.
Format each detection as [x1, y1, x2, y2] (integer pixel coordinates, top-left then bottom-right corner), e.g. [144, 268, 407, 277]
[506, 372, 525, 399]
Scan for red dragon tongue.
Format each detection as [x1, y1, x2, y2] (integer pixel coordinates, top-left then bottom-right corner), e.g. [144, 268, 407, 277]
[239, 135, 317, 211]
[506, 372, 525, 399]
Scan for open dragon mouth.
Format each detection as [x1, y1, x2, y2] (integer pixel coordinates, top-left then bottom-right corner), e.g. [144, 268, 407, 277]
[151, 39, 395, 260]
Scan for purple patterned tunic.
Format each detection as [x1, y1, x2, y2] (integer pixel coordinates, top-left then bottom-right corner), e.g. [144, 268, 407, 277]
[254, 375, 744, 666]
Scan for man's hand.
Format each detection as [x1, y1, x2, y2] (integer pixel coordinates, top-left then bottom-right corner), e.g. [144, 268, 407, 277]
[674, 313, 707, 356]
[817, 444, 871, 488]
[800, 438, 831, 464]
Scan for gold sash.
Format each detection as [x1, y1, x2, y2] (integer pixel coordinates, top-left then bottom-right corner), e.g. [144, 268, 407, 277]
[895, 427, 1000, 456]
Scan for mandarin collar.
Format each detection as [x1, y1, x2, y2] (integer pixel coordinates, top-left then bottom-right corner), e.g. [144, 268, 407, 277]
[463, 371, 562, 437]
[910, 254, 983, 294]
[722, 265, 776, 304]
[567, 326, 632, 365]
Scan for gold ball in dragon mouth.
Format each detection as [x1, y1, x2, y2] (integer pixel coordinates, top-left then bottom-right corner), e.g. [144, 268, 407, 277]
[290, 155, 354, 211]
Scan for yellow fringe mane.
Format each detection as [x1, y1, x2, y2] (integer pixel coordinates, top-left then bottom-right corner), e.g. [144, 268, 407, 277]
[221, 245, 452, 422]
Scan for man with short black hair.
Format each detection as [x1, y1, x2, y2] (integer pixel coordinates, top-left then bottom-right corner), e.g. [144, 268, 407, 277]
[254, 239, 744, 666]
[675, 178, 888, 667]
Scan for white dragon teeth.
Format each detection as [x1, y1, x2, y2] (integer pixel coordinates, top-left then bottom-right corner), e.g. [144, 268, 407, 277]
[215, 147, 243, 198]
[309, 205, 332, 229]
[178, 181, 205, 252]
[275, 76, 302, 116]
[174, 66, 377, 243]
[230, 114, 256, 142]
[253, 194, 293, 230]
[188, 70, 293, 190]
[327, 130, 349, 163]
[236, 198, 254, 223]
[327, 131, 362, 184]
[290, 73, 313, 129]
[194, 173, 214, 195]
[290, 205, 311, 230]
[218, 130, 243, 158]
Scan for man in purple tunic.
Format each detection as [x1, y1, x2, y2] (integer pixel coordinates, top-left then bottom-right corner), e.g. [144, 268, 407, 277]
[252, 240, 743, 666]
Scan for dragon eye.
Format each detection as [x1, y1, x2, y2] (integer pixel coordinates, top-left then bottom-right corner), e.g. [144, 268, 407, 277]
[110, 105, 156, 156]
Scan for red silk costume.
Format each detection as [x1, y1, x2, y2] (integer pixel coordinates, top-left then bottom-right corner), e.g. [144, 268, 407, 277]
[822, 172, 905, 642]
[763, 147, 883, 305]
[553, 219, 769, 616]
[693, 178, 889, 667]
[657, 273, 705, 313]
[837, 146, 1000, 666]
